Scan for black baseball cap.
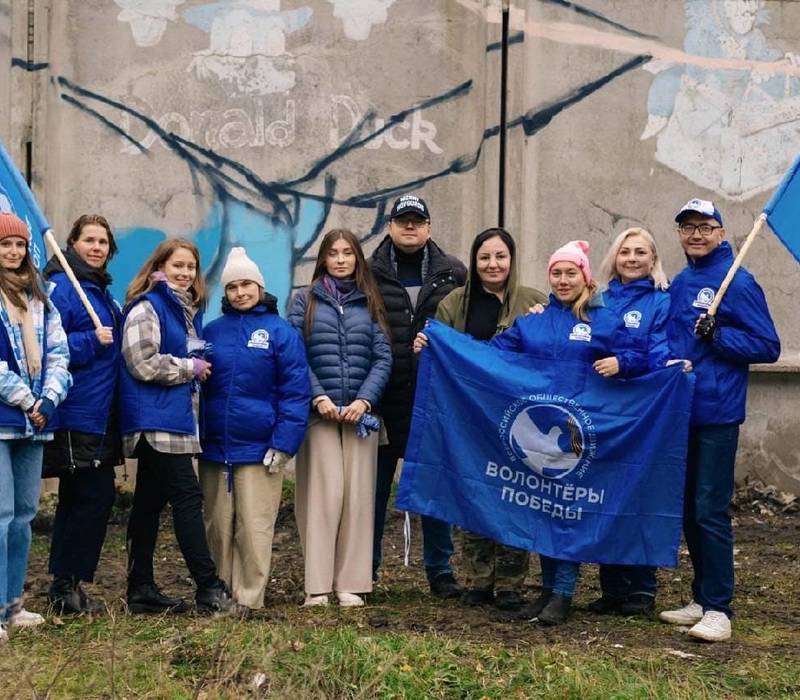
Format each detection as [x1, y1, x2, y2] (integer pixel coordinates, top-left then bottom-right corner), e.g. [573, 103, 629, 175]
[389, 194, 430, 221]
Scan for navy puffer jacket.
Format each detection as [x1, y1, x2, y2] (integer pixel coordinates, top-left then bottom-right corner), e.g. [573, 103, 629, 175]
[287, 281, 392, 408]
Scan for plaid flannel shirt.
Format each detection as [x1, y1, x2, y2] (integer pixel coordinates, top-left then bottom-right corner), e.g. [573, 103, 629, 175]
[121, 300, 200, 456]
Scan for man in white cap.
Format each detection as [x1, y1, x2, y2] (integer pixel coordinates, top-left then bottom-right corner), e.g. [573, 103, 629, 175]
[660, 199, 779, 641]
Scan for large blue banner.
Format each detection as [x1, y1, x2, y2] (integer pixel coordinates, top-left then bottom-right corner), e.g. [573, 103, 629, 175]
[396, 321, 696, 568]
[0, 141, 49, 269]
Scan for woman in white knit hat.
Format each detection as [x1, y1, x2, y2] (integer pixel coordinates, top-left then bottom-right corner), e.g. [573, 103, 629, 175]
[199, 247, 310, 611]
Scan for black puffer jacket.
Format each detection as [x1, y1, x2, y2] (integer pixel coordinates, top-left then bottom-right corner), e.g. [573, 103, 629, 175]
[369, 235, 466, 446]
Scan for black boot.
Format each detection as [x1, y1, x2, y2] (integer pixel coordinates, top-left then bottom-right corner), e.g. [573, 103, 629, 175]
[538, 594, 572, 626]
[620, 593, 655, 616]
[494, 590, 524, 611]
[127, 582, 189, 614]
[526, 588, 553, 619]
[429, 573, 462, 599]
[462, 589, 493, 607]
[48, 577, 83, 615]
[76, 583, 105, 615]
[195, 581, 244, 616]
[586, 595, 624, 615]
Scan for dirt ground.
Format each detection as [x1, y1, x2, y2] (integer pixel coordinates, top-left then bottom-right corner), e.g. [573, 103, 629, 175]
[25, 481, 800, 664]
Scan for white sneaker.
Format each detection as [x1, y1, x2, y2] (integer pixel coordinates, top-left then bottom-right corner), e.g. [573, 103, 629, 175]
[659, 600, 703, 625]
[688, 611, 732, 642]
[303, 594, 329, 607]
[0, 625, 7, 643]
[336, 592, 365, 608]
[8, 608, 45, 628]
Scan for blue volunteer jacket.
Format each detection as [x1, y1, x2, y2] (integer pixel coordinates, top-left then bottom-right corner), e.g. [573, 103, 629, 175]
[490, 293, 647, 377]
[119, 282, 202, 436]
[0, 315, 48, 430]
[47, 272, 122, 434]
[200, 297, 311, 464]
[604, 278, 672, 371]
[667, 242, 780, 426]
[287, 282, 392, 408]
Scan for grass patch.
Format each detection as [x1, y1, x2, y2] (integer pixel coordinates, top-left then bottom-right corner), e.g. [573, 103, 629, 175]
[3, 616, 799, 698]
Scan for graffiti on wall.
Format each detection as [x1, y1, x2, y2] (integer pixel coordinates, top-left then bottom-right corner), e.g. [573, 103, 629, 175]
[18, 0, 800, 317]
[642, 0, 800, 201]
[115, 0, 185, 47]
[183, 1, 313, 96]
[328, 0, 397, 41]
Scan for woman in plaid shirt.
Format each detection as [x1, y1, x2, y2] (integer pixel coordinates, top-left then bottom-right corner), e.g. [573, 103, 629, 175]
[119, 240, 237, 616]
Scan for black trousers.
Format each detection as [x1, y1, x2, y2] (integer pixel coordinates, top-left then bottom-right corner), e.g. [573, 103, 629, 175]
[126, 440, 218, 590]
[48, 466, 115, 582]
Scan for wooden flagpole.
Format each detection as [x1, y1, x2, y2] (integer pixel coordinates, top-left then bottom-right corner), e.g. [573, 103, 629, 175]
[43, 229, 104, 330]
[707, 213, 768, 316]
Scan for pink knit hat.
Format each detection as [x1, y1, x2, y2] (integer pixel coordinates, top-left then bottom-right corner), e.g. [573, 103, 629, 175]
[548, 240, 592, 283]
[0, 212, 30, 243]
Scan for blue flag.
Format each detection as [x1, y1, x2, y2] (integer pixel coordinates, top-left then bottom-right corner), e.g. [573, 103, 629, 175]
[764, 153, 800, 265]
[0, 141, 49, 268]
[396, 322, 696, 568]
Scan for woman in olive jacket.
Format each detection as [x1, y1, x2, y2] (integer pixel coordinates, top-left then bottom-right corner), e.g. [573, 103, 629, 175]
[417, 227, 547, 611]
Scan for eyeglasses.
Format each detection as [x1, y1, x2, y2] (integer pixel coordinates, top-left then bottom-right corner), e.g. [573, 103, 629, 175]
[678, 223, 723, 237]
[392, 216, 429, 229]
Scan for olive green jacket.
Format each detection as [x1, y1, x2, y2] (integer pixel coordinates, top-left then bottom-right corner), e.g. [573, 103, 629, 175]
[435, 261, 547, 336]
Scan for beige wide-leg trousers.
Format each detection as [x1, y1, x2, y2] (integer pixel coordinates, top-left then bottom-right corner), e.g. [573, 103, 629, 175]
[295, 418, 378, 596]
[198, 460, 283, 609]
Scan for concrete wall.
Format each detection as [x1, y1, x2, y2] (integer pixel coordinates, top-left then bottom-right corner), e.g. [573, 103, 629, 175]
[2, 0, 798, 492]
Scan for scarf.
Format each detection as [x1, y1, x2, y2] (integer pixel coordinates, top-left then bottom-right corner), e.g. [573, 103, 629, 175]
[322, 274, 356, 304]
[1, 271, 41, 380]
[148, 272, 199, 333]
[44, 246, 113, 289]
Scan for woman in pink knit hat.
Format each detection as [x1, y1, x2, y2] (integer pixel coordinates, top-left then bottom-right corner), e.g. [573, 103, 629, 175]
[488, 239, 648, 625]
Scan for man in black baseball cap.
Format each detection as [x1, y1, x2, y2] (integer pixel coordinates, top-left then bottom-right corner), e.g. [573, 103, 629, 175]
[369, 193, 466, 599]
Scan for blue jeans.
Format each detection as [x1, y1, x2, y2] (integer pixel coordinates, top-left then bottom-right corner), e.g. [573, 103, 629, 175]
[539, 555, 579, 598]
[0, 440, 44, 618]
[683, 424, 739, 618]
[373, 443, 454, 582]
[599, 565, 657, 599]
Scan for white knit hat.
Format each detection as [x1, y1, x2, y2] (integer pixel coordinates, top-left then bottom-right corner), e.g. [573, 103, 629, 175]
[220, 247, 265, 288]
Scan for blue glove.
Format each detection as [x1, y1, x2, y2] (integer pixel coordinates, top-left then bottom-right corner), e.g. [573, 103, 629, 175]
[36, 397, 56, 422]
[355, 413, 380, 440]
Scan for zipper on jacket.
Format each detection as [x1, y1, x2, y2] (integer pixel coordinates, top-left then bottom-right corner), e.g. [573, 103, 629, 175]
[221, 314, 244, 466]
[318, 287, 351, 407]
[415, 271, 455, 316]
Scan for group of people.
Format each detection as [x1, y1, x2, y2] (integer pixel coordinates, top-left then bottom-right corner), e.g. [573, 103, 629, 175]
[0, 191, 779, 645]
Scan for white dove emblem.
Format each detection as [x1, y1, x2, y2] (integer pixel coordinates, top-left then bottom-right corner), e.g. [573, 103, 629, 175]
[511, 408, 582, 477]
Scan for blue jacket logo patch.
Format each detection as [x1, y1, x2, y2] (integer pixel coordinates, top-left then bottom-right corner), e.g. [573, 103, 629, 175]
[247, 329, 270, 349]
[569, 323, 592, 342]
[624, 310, 642, 329]
[692, 287, 715, 310]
